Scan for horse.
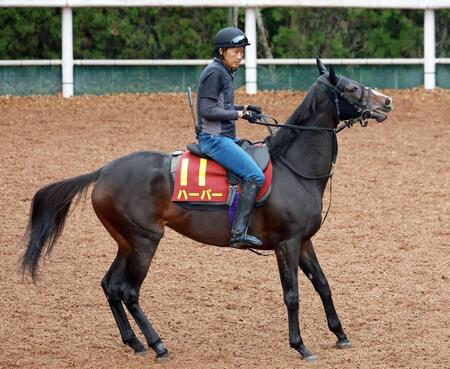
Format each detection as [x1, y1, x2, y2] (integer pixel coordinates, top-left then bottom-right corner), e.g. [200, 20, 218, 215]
[21, 57, 393, 363]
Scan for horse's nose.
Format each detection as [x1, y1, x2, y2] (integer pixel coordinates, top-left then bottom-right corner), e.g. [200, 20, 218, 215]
[385, 97, 392, 106]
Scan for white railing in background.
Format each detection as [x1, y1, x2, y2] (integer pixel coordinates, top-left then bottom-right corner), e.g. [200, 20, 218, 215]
[245, 7, 257, 94]
[61, 7, 73, 97]
[1, 1, 449, 9]
[424, 9, 436, 90]
[1, 0, 450, 96]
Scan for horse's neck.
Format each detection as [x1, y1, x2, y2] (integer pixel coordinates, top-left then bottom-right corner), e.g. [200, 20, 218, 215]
[284, 101, 337, 193]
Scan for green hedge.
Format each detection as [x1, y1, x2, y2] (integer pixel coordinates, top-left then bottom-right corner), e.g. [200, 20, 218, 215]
[0, 8, 449, 59]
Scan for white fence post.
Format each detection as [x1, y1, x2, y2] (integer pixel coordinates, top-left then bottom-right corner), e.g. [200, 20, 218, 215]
[62, 7, 74, 98]
[424, 9, 436, 90]
[245, 7, 257, 94]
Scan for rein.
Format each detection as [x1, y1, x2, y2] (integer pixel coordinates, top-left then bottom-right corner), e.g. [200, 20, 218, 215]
[253, 112, 368, 181]
[255, 113, 363, 137]
[253, 115, 355, 181]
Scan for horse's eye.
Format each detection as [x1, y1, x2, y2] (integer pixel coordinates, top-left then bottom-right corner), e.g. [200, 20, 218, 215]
[349, 86, 358, 93]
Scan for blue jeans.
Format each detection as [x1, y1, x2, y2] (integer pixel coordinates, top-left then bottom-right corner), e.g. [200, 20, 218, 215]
[197, 133, 265, 187]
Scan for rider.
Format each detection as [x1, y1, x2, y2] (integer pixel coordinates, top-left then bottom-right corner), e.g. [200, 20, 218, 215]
[196, 27, 265, 248]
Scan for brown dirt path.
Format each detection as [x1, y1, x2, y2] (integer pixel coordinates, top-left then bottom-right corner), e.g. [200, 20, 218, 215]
[0, 88, 449, 369]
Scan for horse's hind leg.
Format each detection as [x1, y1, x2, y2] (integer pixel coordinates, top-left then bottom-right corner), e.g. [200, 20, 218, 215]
[299, 239, 351, 349]
[101, 254, 146, 353]
[121, 233, 169, 360]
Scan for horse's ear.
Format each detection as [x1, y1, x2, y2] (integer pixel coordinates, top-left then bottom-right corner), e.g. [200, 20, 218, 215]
[316, 56, 328, 75]
[329, 65, 338, 85]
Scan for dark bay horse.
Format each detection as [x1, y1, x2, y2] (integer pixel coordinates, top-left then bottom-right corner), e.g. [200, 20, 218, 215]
[21, 58, 392, 362]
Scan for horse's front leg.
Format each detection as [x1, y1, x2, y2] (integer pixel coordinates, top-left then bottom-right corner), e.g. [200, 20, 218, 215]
[276, 239, 317, 362]
[299, 239, 351, 349]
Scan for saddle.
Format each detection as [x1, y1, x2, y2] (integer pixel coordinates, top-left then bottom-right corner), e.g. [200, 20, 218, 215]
[170, 140, 272, 208]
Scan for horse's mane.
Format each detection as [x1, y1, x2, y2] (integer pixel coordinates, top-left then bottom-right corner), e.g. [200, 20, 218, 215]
[268, 83, 320, 158]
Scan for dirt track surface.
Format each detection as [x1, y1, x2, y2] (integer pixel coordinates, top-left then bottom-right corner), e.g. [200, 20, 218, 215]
[1, 88, 449, 369]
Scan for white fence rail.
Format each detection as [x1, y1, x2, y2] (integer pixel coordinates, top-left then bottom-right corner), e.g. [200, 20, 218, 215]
[2, 0, 450, 9]
[1, 1, 450, 96]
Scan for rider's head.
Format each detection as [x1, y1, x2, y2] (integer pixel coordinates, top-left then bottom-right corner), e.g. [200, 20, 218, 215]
[214, 27, 250, 70]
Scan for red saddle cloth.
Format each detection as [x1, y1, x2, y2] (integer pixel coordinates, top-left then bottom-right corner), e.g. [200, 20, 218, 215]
[171, 150, 272, 205]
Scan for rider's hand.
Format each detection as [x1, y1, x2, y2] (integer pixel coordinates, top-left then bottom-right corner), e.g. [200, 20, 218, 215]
[247, 105, 262, 114]
[241, 110, 258, 123]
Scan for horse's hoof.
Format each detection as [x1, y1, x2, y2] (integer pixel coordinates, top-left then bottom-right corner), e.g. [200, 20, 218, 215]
[336, 339, 352, 349]
[295, 344, 317, 363]
[134, 348, 148, 356]
[128, 336, 146, 354]
[303, 354, 318, 363]
[154, 352, 170, 363]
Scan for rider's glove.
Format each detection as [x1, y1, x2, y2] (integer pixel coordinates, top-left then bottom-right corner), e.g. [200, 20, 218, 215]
[247, 105, 262, 114]
[241, 110, 258, 123]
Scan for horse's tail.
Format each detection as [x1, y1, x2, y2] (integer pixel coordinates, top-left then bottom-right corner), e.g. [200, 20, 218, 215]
[21, 168, 103, 281]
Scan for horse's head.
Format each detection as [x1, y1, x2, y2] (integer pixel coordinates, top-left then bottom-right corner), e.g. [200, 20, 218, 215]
[316, 57, 393, 123]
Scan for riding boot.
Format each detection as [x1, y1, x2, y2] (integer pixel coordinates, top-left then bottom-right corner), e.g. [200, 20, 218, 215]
[229, 179, 263, 248]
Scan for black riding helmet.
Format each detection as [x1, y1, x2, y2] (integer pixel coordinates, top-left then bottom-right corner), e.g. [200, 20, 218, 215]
[214, 27, 250, 51]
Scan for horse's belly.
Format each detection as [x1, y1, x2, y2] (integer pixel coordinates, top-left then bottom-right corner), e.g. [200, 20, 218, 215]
[164, 204, 231, 247]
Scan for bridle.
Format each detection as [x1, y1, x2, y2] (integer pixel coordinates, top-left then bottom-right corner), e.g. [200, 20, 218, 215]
[317, 75, 380, 131]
